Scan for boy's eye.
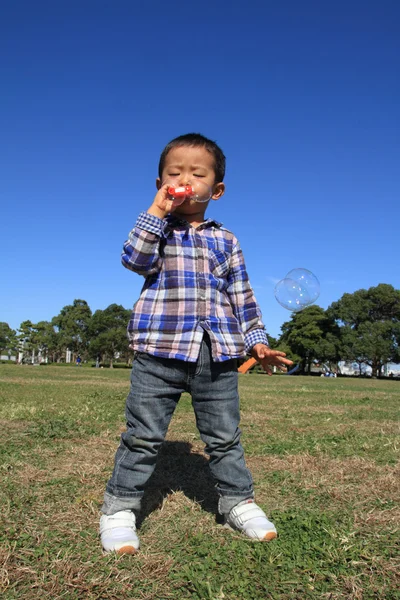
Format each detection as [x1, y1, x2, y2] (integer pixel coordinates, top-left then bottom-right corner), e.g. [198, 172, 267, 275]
[194, 174, 205, 177]
[168, 173, 179, 176]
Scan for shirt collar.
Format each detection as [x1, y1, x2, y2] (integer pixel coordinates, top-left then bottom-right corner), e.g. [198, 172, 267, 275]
[165, 214, 222, 230]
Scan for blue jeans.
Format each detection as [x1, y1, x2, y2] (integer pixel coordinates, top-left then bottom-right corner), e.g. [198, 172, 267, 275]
[102, 335, 254, 517]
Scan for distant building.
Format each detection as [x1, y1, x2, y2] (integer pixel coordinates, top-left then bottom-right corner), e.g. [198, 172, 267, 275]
[385, 363, 400, 377]
[338, 361, 372, 376]
[338, 361, 400, 377]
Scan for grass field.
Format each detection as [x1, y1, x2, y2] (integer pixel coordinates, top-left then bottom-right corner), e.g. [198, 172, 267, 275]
[0, 365, 399, 599]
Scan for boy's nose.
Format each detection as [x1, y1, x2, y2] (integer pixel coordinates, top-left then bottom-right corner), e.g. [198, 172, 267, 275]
[179, 174, 191, 185]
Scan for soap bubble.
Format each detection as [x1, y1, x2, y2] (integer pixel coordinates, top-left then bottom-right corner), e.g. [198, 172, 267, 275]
[274, 268, 320, 312]
[274, 278, 312, 312]
[165, 180, 212, 204]
[285, 268, 320, 304]
[191, 179, 213, 203]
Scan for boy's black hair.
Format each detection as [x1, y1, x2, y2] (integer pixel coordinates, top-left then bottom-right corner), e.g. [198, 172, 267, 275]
[158, 133, 226, 183]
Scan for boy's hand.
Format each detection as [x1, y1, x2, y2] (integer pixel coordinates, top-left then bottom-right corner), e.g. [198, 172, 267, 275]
[251, 344, 293, 376]
[147, 184, 184, 220]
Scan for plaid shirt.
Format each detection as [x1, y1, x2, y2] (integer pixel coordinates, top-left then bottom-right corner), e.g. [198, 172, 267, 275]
[122, 211, 269, 362]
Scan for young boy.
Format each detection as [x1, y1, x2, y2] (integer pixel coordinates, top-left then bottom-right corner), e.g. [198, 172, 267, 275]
[100, 133, 292, 554]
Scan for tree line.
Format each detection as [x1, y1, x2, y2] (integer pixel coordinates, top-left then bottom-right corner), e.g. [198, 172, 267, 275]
[0, 301, 132, 368]
[1, 284, 399, 375]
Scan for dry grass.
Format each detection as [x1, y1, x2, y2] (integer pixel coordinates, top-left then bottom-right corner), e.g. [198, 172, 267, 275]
[1, 365, 399, 599]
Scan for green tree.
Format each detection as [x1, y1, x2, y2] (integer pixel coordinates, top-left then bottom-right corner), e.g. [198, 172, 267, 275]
[88, 304, 131, 367]
[52, 299, 92, 359]
[16, 320, 58, 363]
[328, 284, 400, 377]
[17, 320, 35, 362]
[32, 321, 58, 363]
[0, 322, 17, 356]
[279, 306, 341, 374]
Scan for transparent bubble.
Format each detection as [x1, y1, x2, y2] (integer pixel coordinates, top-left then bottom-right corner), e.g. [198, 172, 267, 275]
[165, 180, 212, 205]
[274, 278, 312, 312]
[274, 268, 320, 312]
[285, 268, 320, 304]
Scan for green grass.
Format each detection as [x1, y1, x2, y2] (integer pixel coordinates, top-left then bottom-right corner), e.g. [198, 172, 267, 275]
[0, 365, 399, 599]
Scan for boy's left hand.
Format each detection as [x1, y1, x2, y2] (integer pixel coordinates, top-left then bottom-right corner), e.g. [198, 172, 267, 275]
[251, 344, 293, 376]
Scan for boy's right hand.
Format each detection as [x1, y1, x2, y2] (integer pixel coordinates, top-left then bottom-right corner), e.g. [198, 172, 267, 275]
[147, 184, 183, 220]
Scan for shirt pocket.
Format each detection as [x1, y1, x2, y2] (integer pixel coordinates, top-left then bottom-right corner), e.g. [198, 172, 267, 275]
[208, 248, 231, 279]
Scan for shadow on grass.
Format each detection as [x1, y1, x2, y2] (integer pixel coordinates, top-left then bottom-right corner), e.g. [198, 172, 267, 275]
[137, 441, 220, 527]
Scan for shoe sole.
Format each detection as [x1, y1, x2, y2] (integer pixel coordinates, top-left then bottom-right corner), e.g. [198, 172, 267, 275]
[116, 545, 138, 555]
[224, 522, 277, 541]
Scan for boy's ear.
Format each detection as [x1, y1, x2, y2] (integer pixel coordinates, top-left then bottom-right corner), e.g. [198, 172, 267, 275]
[211, 182, 225, 201]
[156, 178, 161, 190]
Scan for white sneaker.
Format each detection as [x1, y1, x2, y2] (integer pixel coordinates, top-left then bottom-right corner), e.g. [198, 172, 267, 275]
[100, 510, 140, 554]
[225, 499, 277, 541]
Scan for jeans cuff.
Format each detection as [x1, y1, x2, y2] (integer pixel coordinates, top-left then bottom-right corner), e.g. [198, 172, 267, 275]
[218, 492, 255, 516]
[101, 491, 142, 515]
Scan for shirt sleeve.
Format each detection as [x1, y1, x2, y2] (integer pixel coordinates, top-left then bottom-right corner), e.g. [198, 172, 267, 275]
[121, 212, 166, 276]
[226, 240, 269, 353]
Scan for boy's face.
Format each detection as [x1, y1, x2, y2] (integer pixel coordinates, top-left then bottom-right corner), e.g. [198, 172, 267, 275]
[156, 146, 225, 219]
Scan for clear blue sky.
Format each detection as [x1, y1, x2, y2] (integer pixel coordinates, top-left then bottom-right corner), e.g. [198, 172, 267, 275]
[1, 0, 399, 338]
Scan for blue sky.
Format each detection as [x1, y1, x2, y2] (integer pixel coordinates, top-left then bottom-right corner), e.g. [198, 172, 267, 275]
[1, 0, 399, 338]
